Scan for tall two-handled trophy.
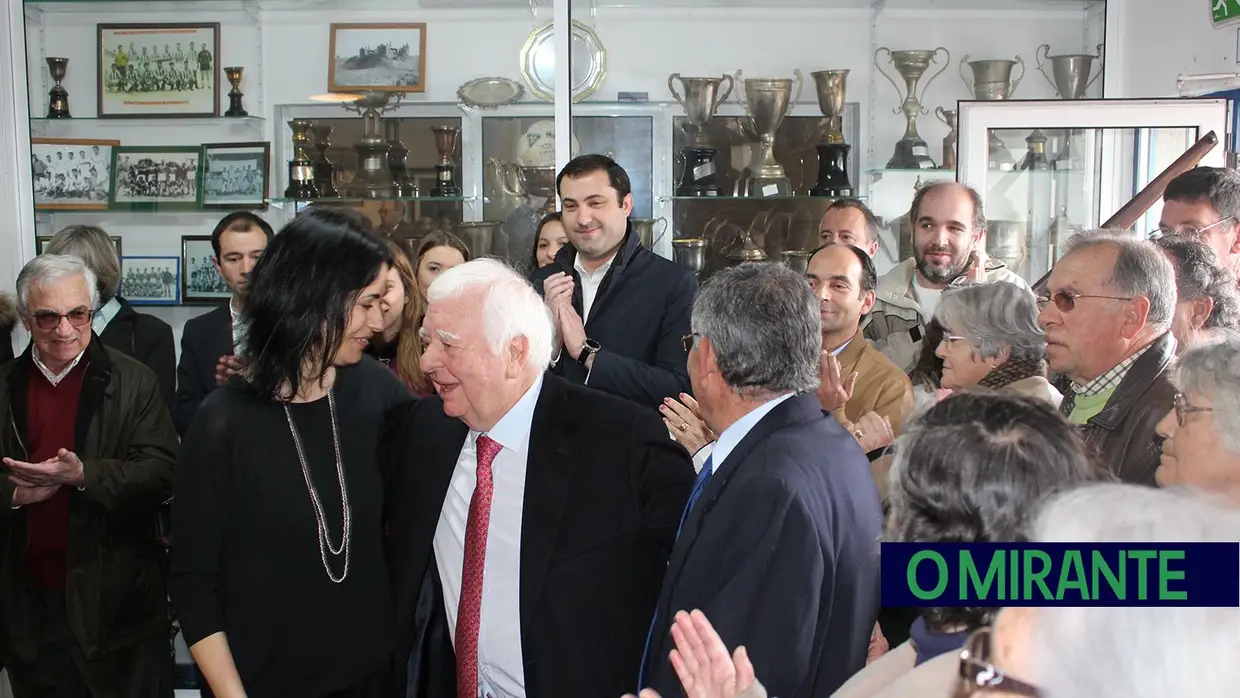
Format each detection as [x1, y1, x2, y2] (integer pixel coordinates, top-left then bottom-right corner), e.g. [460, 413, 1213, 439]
[874, 47, 950, 169]
[935, 107, 957, 170]
[431, 126, 462, 197]
[341, 92, 402, 198]
[1037, 44, 1104, 99]
[46, 57, 70, 119]
[809, 69, 852, 197]
[223, 66, 248, 117]
[960, 55, 1024, 170]
[668, 74, 734, 196]
[734, 69, 803, 197]
[284, 119, 320, 199]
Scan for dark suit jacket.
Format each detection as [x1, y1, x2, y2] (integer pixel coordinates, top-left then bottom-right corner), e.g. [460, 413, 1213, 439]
[98, 297, 176, 409]
[530, 224, 697, 409]
[640, 392, 884, 698]
[384, 373, 696, 698]
[171, 303, 233, 436]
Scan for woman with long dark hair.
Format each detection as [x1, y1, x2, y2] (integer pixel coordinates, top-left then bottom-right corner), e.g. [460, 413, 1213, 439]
[368, 239, 433, 396]
[169, 209, 413, 698]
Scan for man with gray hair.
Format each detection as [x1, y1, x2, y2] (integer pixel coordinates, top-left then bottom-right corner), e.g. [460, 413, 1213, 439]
[1159, 166, 1240, 278]
[638, 262, 883, 698]
[385, 258, 695, 698]
[0, 254, 178, 696]
[1152, 233, 1240, 351]
[1038, 230, 1178, 485]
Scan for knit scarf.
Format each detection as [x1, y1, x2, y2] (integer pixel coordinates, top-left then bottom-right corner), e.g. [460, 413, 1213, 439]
[977, 356, 1045, 391]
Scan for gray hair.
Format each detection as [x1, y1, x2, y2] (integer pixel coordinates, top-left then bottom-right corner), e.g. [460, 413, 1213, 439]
[692, 262, 820, 398]
[1153, 234, 1240, 331]
[44, 224, 120, 302]
[1030, 484, 1240, 698]
[16, 254, 100, 315]
[426, 257, 554, 372]
[1063, 230, 1177, 330]
[934, 281, 1045, 362]
[1172, 335, 1240, 455]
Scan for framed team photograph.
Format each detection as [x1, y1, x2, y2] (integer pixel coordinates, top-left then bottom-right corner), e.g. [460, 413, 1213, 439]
[181, 235, 230, 303]
[202, 142, 269, 210]
[31, 138, 119, 210]
[109, 145, 203, 210]
[328, 23, 426, 93]
[120, 256, 180, 305]
[37, 234, 122, 257]
[98, 22, 220, 118]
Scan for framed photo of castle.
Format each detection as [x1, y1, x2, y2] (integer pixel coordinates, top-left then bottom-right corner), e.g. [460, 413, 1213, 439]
[98, 22, 221, 118]
[328, 23, 426, 93]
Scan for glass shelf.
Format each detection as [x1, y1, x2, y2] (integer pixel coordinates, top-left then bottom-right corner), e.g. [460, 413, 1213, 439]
[268, 196, 472, 203]
[662, 195, 868, 202]
[867, 167, 957, 175]
[31, 116, 265, 126]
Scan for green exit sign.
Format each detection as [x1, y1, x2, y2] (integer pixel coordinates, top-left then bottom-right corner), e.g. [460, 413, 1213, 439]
[1215, 0, 1240, 25]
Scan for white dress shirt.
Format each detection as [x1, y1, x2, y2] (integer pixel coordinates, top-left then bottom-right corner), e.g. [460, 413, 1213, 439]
[91, 297, 122, 336]
[689, 392, 795, 473]
[434, 374, 544, 698]
[32, 346, 86, 386]
[573, 252, 615, 322]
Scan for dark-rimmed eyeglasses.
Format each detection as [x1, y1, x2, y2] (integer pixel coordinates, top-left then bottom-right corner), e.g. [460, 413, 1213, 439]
[1173, 392, 1214, 427]
[30, 306, 92, 330]
[958, 626, 1042, 697]
[681, 332, 701, 353]
[1151, 216, 1236, 240]
[1036, 291, 1134, 313]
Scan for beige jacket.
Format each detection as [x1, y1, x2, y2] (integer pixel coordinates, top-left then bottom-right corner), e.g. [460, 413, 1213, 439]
[863, 258, 1030, 373]
[830, 641, 958, 698]
[1000, 375, 1063, 407]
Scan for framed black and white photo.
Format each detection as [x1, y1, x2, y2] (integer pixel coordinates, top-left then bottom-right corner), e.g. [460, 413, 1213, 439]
[31, 138, 119, 210]
[328, 23, 426, 93]
[98, 22, 220, 118]
[110, 145, 203, 210]
[37, 235, 122, 257]
[202, 142, 269, 209]
[120, 256, 180, 305]
[181, 235, 230, 303]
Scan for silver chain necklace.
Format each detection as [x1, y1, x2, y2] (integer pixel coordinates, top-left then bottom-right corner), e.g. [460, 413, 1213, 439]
[284, 390, 352, 583]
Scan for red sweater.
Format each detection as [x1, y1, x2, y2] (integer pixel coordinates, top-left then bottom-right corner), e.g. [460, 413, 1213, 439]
[24, 360, 86, 590]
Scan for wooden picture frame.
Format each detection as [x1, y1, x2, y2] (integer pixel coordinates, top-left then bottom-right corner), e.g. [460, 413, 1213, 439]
[98, 22, 221, 118]
[180, 235, 231, 304]
[328, 23, 427, 94]
[109, 145, 204, 211]
[37, 235, 122, 257]
[201, 141, 270, 210]
[31, 138, 120, 211]
[120, 256, 181, 305]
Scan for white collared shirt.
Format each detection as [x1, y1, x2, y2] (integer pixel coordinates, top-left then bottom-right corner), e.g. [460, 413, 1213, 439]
[573, 252, 616, 322]
[32, 346, 86, 386]
[690, 392, 795, 474]
[434, 374, 544, 698]
[91, 297, 122, 336]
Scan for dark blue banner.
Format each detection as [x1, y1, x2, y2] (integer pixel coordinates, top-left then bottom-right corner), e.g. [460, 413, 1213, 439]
[880, 542, 1240, 607]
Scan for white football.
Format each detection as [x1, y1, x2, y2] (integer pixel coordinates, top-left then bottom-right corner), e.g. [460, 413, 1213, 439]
[516, 119, 581, 167]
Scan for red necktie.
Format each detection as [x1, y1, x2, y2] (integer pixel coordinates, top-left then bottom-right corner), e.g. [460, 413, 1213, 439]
[456, 434, 502, 698]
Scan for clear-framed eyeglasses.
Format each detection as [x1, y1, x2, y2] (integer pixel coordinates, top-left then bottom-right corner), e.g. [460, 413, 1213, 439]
[1150, 216, 1236, 240]
[958, 626, 1042, 697]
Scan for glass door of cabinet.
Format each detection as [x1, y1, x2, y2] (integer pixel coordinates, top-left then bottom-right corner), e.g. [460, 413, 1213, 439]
[956, 98, 1230, 285]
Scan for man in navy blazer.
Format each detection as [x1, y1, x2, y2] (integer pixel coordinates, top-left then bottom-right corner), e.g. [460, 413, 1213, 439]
[638, 262, 884, 698]
[531, 155, 697, 409]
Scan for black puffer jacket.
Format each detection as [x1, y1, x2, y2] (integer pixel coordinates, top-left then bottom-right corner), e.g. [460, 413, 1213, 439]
[0, 293, 15, 366]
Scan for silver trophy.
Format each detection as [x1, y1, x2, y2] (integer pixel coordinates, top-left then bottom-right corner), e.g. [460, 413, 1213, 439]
[672, 238, 708, 278]
[959, 55, 1024, 171]
[875, 47, 950, 169]
[1036, 44, 1104, 99]
[669, 74, 734, 196]
[734, 69, 804, 197]
[935, 107, 957, 170]
[809, 69, 854, 197]
[632, 217, 669, 250]
[341, 92, 403, 198]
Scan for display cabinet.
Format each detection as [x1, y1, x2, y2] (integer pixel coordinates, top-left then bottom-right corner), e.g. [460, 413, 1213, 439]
[956, 98, 1229, 284]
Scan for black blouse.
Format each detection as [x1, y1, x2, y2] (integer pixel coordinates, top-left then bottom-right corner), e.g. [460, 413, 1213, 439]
[170, 357, 413, 698]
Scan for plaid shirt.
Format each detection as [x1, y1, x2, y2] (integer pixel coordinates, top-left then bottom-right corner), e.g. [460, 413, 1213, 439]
[1070, 343, 1154, 397]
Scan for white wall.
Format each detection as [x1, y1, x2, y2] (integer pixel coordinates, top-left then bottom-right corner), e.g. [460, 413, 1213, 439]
[1106, 0, 1239, 98]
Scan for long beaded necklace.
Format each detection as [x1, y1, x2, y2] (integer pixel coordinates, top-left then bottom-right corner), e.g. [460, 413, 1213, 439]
[284, 390, 352, 583]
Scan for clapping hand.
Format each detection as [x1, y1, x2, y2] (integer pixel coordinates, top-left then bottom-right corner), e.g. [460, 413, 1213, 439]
[852, 412, 895, 453]
[215, 355, 247, 386]
[817, 352, 857, 412]
[622, 610, 758, 698]
[661, 394, 716, 455]
[5, 449, 85, 488]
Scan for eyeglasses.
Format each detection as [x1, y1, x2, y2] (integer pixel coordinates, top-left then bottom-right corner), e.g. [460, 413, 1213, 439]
[1173, 392, 1214, 427]
[681, 332, 702, 353]
[30, 306, 92, 330]
[1036, 291, 1134, 313]
[1152, 216, 1236, 240]
[941, 334, 968, 345]
[958, 627, 1042, 697]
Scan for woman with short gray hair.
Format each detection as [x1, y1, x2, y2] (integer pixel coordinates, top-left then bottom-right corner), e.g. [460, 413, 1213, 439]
[932, 281, 1060, 406]
[1154, 334, 1240, 503]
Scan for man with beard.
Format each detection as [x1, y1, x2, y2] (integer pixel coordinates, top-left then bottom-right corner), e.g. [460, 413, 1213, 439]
[864, 182, 1029, 372]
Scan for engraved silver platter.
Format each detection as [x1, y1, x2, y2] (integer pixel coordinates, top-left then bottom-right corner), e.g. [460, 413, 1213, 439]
[519, 20, 607, 103]
[457, 76, 526, 109]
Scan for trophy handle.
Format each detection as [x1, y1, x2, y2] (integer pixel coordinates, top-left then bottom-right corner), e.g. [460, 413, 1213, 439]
[1036, 44, 1055, 93]
[919, 47, 951, 111]
[715, 73, 735, 111]
[653, 217, 669, 247]
[1010, 55, 1025, 96]
[934, 105, 948, 126]
[873, 48, 904, 115]
[734, 69, 756, 135]
[1086, 44, 1105, 91]
[673, 150, 687, 185]
[668, 73, 686, 109]
[959, 55, 973, 95]
[785, 69, 804, 120]
[489, 158, 524, 198]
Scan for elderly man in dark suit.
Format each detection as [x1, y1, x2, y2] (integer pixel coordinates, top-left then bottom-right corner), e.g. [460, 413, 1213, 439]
[384, 257, 695, 698]
[637, 262, 884, 698]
